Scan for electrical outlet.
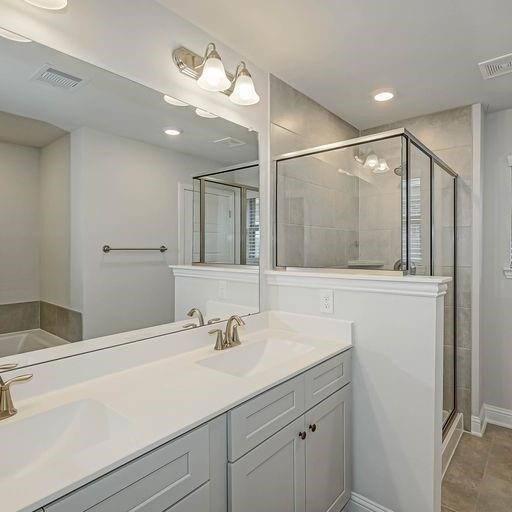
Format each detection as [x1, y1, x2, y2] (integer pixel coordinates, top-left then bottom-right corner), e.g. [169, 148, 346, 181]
[319, 289, 334, 314]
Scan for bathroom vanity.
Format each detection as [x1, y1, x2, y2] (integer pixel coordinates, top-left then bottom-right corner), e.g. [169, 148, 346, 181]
[0, 312, 352, 512]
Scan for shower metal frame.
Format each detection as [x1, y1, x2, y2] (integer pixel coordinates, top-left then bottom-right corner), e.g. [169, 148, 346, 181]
[274, 128, 458, 435]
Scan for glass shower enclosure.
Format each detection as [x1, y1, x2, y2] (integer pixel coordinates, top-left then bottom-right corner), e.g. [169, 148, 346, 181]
[275, 129, 458, 434]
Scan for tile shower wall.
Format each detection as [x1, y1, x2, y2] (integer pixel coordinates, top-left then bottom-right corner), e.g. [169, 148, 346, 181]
[365, 106, 474, 429]
[270, 75, 359, 267]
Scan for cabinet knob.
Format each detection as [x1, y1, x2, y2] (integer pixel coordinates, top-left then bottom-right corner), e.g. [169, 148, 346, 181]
[299, 431, 307, 440]
[309, 424, 317, 432]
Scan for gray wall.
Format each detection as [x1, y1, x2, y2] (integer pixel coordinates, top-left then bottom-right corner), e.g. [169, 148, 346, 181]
[482, 108, 512, 412]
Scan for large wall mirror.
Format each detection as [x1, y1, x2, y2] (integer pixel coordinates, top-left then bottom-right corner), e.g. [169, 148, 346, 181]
[0, 33, 260, 364]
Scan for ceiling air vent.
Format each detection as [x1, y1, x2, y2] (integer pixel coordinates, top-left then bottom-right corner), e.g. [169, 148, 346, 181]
[213, 137, 246, 148]
[479, 53, 512, 80]
[32, 65, 84, 90]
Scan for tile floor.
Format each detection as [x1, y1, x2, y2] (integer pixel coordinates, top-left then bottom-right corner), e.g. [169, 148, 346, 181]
[442, 424, 512, 511]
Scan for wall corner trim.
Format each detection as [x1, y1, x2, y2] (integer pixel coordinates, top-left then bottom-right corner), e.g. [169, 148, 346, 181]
[471, 404, 487, 437]
[265, 270, 449, 298]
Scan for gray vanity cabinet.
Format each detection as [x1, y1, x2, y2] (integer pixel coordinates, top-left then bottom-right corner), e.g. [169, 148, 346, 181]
[228, 353, 352, 512]
[305, 386, 351, 512]
[43, 416, 227, 512]
[229, 415, 306, 512]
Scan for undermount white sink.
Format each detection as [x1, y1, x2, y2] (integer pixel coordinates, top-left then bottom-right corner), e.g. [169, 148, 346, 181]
[0, 399, 131, 480]
[196, 338, 314, 377]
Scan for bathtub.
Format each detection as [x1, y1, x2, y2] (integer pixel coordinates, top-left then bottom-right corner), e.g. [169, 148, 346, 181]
[0, 329, 69, 357]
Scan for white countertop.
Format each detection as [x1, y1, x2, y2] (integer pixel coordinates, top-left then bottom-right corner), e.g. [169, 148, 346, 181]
[0, 311, 352, 512]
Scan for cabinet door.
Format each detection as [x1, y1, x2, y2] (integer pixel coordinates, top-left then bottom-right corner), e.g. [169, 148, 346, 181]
[229, 416, 306, 512]
[304, 386, 351, 512]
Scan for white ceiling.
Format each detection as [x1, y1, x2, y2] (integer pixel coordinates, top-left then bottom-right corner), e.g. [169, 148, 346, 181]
[0, 37, 258, 166]
[159, 0, 512, 129]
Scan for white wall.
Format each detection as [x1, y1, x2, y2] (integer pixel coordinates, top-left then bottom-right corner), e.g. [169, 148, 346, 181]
[39, 134, 71, 308]
[0, 141, 40, 304]
[72, 127, 219, 339]
[481, 108, 512, 411]
[266, 272, 446, 512]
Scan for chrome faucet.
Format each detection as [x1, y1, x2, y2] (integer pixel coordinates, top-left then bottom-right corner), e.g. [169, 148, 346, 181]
[0, 364, 33, 421]
[209, 315, 246, 350]
[186, 307, 205, 327]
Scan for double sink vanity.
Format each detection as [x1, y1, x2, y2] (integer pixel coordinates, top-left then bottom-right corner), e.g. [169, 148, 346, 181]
[0, 311, 353, 512]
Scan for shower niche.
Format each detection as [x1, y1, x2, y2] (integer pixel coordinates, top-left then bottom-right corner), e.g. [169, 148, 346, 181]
[275, 128, 458, 433]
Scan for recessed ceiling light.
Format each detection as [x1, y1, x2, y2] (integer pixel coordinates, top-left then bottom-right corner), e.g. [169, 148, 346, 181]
[374, 91, 395, 102]
[163, 95, 188, 107]
[0, 28, 32, 42]
[195, 108, 218, 119]
[164, 128, 181, 136]
[24, 0, 68, 9]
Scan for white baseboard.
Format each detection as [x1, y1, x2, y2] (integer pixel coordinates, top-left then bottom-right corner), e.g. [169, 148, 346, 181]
[442, 413, 463, 477]
[485, 404, 512, 429]
[347, 493, 394, 512]
[472, 403, 512, 436]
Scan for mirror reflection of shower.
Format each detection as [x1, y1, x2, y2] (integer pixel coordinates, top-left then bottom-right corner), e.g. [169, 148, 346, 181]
[193, 164, 260, 266]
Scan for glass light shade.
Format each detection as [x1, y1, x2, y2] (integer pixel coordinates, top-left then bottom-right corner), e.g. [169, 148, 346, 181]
[197, 57, 231, 92]
[373, 158, 390, 174]
[364, 153, 379, 169]
[0, 28, 32, 42]
[24, 0, 68, 9]
[229, 73, 260, 106]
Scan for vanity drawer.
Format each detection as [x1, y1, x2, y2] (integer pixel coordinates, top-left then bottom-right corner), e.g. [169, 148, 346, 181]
[165, 482, 210, 512]
[304, 351, 351, 410]
[45, 424, 210, 512]
[228, 374, 305, 461]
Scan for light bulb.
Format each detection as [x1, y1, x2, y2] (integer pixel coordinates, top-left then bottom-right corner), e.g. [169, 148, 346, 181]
[163, 95, 188, 107]
[373, 158, 390, 174]
[195, 108, 218, 118]
[0, 28, 31, 42]
[197, 45, 231, 92]
[164, 128, 181, 136]
[364, 153, 379, 169]
[24, 0, 68, 10]
[374, 91, 394, 102]
[229, 65, 260, 106]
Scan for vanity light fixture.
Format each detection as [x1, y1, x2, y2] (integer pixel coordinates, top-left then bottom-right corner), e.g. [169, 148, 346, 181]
[163, 94, 188, 107]
[364, 152, 379, 169]
[196, 43, 231, 92]
[195, 108, 218, 118]
[373, 158, 390, 174]
[23, 0, 68, 10]
[0, 28, 32, 42]
[173, 43, 260, 106]
[374, 90, 395, 102]
[164, 128, 181, 136]
[229, 62, 260, 106]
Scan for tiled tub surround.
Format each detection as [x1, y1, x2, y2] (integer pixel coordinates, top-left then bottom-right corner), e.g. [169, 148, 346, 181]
[0, 311, 352, 512]
[0, 300, 82, 343]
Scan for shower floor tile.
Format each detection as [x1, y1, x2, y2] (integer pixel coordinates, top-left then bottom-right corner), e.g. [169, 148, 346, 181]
[442, 424, 512, 512]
